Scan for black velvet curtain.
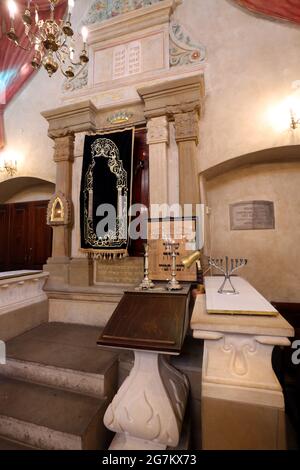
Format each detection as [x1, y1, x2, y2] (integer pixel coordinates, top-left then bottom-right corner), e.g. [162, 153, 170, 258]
[80, 129, 134, 257]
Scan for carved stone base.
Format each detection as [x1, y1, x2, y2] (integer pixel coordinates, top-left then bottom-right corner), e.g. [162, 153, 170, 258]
[104, 351, 189, 450]
[69, 258, 93, 287]
[44, 258, 70, 288]
[191, 290, 294, 450]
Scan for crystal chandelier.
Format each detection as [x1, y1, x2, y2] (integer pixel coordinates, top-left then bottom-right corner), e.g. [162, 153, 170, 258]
[6, 0, 89, 79]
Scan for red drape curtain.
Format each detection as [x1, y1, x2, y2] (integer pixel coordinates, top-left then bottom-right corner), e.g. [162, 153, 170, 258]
[0, 0, 67, 149]
[235, 0, 300, 24]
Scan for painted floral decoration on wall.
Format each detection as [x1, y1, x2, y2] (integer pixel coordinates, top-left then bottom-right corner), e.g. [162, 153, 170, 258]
[84, 0, 163, 25]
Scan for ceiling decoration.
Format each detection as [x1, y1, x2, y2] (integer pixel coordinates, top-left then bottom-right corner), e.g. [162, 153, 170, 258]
[234, 0, 300, 25]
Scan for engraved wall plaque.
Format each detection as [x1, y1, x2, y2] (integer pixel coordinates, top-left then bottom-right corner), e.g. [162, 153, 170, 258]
[230, 201, 275, 231]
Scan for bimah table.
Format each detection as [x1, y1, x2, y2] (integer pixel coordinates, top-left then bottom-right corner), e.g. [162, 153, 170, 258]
[191, 276, 294, 450]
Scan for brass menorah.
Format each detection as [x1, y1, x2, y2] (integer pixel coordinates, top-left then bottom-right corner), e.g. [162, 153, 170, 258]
[209, 256, 248, 295]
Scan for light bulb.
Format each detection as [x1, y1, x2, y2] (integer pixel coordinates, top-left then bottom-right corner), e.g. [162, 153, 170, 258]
[81, 26, 88, 44]
[68, 0, 75, 14]
[7, 0, 17, 20]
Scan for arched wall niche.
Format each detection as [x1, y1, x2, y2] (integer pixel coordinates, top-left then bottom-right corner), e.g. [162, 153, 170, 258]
[204, 146, 300, 303]
[0, 177, 55, 204]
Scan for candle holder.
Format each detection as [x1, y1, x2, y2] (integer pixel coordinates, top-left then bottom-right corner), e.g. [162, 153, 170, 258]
[209, 256, 248, 295]
[165, 240, 182, 291]
[139, 243, 155, 290]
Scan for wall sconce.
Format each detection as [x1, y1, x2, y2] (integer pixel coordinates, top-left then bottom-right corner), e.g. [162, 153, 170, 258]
[0, 150, 19, 177]
[289, 80, 300, 130]
[290, 109, 300, 130]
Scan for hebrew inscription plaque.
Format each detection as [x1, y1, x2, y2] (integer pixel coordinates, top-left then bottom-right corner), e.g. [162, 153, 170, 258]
[230, 201, 275, 230]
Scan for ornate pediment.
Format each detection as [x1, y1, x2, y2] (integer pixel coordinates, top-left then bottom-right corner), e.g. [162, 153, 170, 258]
[62, 0, 206, 97]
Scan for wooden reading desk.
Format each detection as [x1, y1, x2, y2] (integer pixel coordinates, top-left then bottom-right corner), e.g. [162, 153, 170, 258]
[98, 284, 191, 450]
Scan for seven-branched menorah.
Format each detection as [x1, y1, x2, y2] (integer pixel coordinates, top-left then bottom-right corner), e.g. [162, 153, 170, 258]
[209, 256, 248, 294]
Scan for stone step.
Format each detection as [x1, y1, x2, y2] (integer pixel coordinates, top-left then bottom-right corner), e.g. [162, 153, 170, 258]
[0, 376, 111, 450]
[0, 323, 118, 398]
[0, 436, 38, 450]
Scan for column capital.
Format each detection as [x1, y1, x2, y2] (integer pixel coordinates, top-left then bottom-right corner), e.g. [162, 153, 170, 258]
[147, 116, 169, 145]
[174, 109, 199, 144]
[42, 100, 97, 139]
[53, 134, 75, 163]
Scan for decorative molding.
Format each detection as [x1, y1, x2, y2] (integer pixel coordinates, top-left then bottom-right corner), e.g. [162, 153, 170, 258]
[202, 333, 284, 396]
[62, 65, 88, 94]
[138, 75, 205, 119]
[107, 110, 134, 125]
[84, 0, 165, 26]
[104, 351, 188, 449]
[169, 22, 206, 67]
[42, 100, 97, 139]
[53, 135, 75, 163]
[47, 191, 72, 227]
[174, 110, 199, 144]
[147, 116, 169, 144]
[222, 336, 257, 377]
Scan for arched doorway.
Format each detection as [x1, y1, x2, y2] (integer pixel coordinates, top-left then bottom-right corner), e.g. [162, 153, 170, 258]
[0, 177, 55, 272]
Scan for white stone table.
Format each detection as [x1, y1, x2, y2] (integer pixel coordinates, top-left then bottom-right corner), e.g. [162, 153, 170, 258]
[191, 276, 294, 450]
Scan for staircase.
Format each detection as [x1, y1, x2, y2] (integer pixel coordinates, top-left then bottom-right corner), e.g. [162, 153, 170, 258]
[0, 323, 119, 450]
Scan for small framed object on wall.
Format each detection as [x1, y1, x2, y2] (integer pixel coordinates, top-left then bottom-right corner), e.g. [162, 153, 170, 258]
[147, 217, 198, 282]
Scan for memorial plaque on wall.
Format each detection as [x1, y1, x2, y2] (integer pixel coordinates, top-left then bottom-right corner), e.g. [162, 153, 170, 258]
[230, 201, 275, 231]
[147, 218, 197, 282]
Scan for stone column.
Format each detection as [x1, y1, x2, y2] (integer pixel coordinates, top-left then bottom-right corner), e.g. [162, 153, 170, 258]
[42, 100, 97, 287]
[52, 134, 74, 260]
[69, 132, 93, 287]
[174, 108, 200, 210]
[146, 116, 169, 209]
[138, 75, 205, 215]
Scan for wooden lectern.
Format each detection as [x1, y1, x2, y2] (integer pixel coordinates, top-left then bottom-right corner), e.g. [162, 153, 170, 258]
[98, 284, 191, 450]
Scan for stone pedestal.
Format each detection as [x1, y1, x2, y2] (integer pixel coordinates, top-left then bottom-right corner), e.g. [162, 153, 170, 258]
[190, 282, 294, 450]
[105, 351, 189, 450]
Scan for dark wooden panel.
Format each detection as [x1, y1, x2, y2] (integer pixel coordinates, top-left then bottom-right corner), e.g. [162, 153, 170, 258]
[28, 201, 52, 269]
[129, 128, 149, 257]
[0, 200, 52, 271]
[9, 203, 29, 269]
[98, 289, 191, 353]
[0, 205, 9, 271]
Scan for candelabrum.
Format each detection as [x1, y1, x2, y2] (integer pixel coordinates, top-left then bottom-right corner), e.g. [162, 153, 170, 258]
[139, 243, 155, 290]
[165, 239, 182, 291]
[209, 256, 248, 295]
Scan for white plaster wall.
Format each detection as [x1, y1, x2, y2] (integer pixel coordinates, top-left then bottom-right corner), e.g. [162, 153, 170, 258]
[174, 0, 300, 171]
[206, 161, 300, 303]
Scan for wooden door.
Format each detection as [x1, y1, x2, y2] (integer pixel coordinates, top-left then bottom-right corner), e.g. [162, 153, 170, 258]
[9, 203, 29, 270]
[0, 205, 9, 270]
[0, 201, 52, 272]
[28, 201, 52, 270]
[129, 128, 149, 257]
